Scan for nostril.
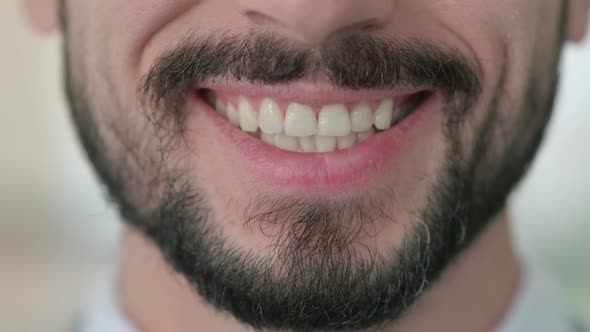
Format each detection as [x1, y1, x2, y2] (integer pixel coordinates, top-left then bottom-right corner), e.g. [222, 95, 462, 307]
[359, 20, 381, 32]
[243, 10, 278, 27]
[340, 18, 383, 35]
[236, 0, 391, 45]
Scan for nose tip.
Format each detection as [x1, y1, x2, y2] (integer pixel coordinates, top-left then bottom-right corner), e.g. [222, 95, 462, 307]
[235, 0, 394, 44]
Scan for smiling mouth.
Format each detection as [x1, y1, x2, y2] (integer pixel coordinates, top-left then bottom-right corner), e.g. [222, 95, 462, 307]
[199, 88, 431, 153]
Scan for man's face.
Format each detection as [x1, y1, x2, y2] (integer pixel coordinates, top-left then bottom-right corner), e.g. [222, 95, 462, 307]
[59, 0, 576, 330]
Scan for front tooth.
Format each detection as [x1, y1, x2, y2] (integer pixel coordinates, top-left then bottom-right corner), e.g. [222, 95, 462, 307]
[358, 127, 376, 142]
[299, 136, 317, 152]
[227, 103, 240, 127]
[351, 102, 373, 132]
[315, 135, 337, 153]
[239, 96, 258, 132]
[374, 98, 394, 130]
[318, 104, 351, 136]
[261, 133, 275, 145]
[274, 134, 300, 152]
[258, 98, 284, 134]
[337, 133, 357, 150]
[284, 103, 317, 137]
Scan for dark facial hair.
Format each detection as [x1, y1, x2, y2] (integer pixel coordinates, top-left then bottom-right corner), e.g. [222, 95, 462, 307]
[61, 4, 566, 331]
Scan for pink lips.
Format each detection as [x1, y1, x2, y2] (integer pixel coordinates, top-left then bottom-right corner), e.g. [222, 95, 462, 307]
[192, 87, 438, 189]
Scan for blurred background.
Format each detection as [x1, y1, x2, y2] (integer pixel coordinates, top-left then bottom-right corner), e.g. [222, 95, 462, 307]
[0, 2, 589, 332]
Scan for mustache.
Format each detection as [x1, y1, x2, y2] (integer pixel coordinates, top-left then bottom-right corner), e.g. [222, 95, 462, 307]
[141, 30, 481, 119]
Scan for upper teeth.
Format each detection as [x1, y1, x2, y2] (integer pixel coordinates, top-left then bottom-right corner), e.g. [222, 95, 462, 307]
[215, 95, 400, 153]
[285, 103, 317, 137]
[318, 104, 352, 136]
[259, 97, 284, 134]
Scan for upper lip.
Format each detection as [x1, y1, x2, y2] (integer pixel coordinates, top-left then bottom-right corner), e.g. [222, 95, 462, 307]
[197, 79, 432, 106]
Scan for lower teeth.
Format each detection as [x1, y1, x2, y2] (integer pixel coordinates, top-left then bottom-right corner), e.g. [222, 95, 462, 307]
[257, 128, 377, 153]
[202, 90, 425, 153]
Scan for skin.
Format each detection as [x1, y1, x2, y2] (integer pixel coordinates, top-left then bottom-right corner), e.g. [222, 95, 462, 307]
[26, 1, 589, 331]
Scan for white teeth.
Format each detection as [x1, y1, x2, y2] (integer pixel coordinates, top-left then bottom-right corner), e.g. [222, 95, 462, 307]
[374, 98, 394, 130]
[299, 136, 317, 153]
[284, 103, 317, 137]
[239, 96, 259, 132]
[227, 103, 241, 127]
[351, 102, 373, 132]
[274, 134, 300, 152]
[318, 104, 351, 136]
[258, 98, 284, 134]
[219, 95, 402, 153]
[215, 99, 227, 117]
[358, 127, 376, 142]
[315, 135, 337, 153]
[261, 132, 275, 145]
[337, 133, 357, 150]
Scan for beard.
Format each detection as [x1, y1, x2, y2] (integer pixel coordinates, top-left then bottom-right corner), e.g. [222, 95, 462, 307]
[61, 15, 565, 332]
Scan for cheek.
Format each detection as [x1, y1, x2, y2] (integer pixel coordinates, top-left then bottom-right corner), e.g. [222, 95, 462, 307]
[77, 1, 198, 112]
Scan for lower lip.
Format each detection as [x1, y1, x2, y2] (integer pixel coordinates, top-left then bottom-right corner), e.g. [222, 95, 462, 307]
[196, 92, 438, 189]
